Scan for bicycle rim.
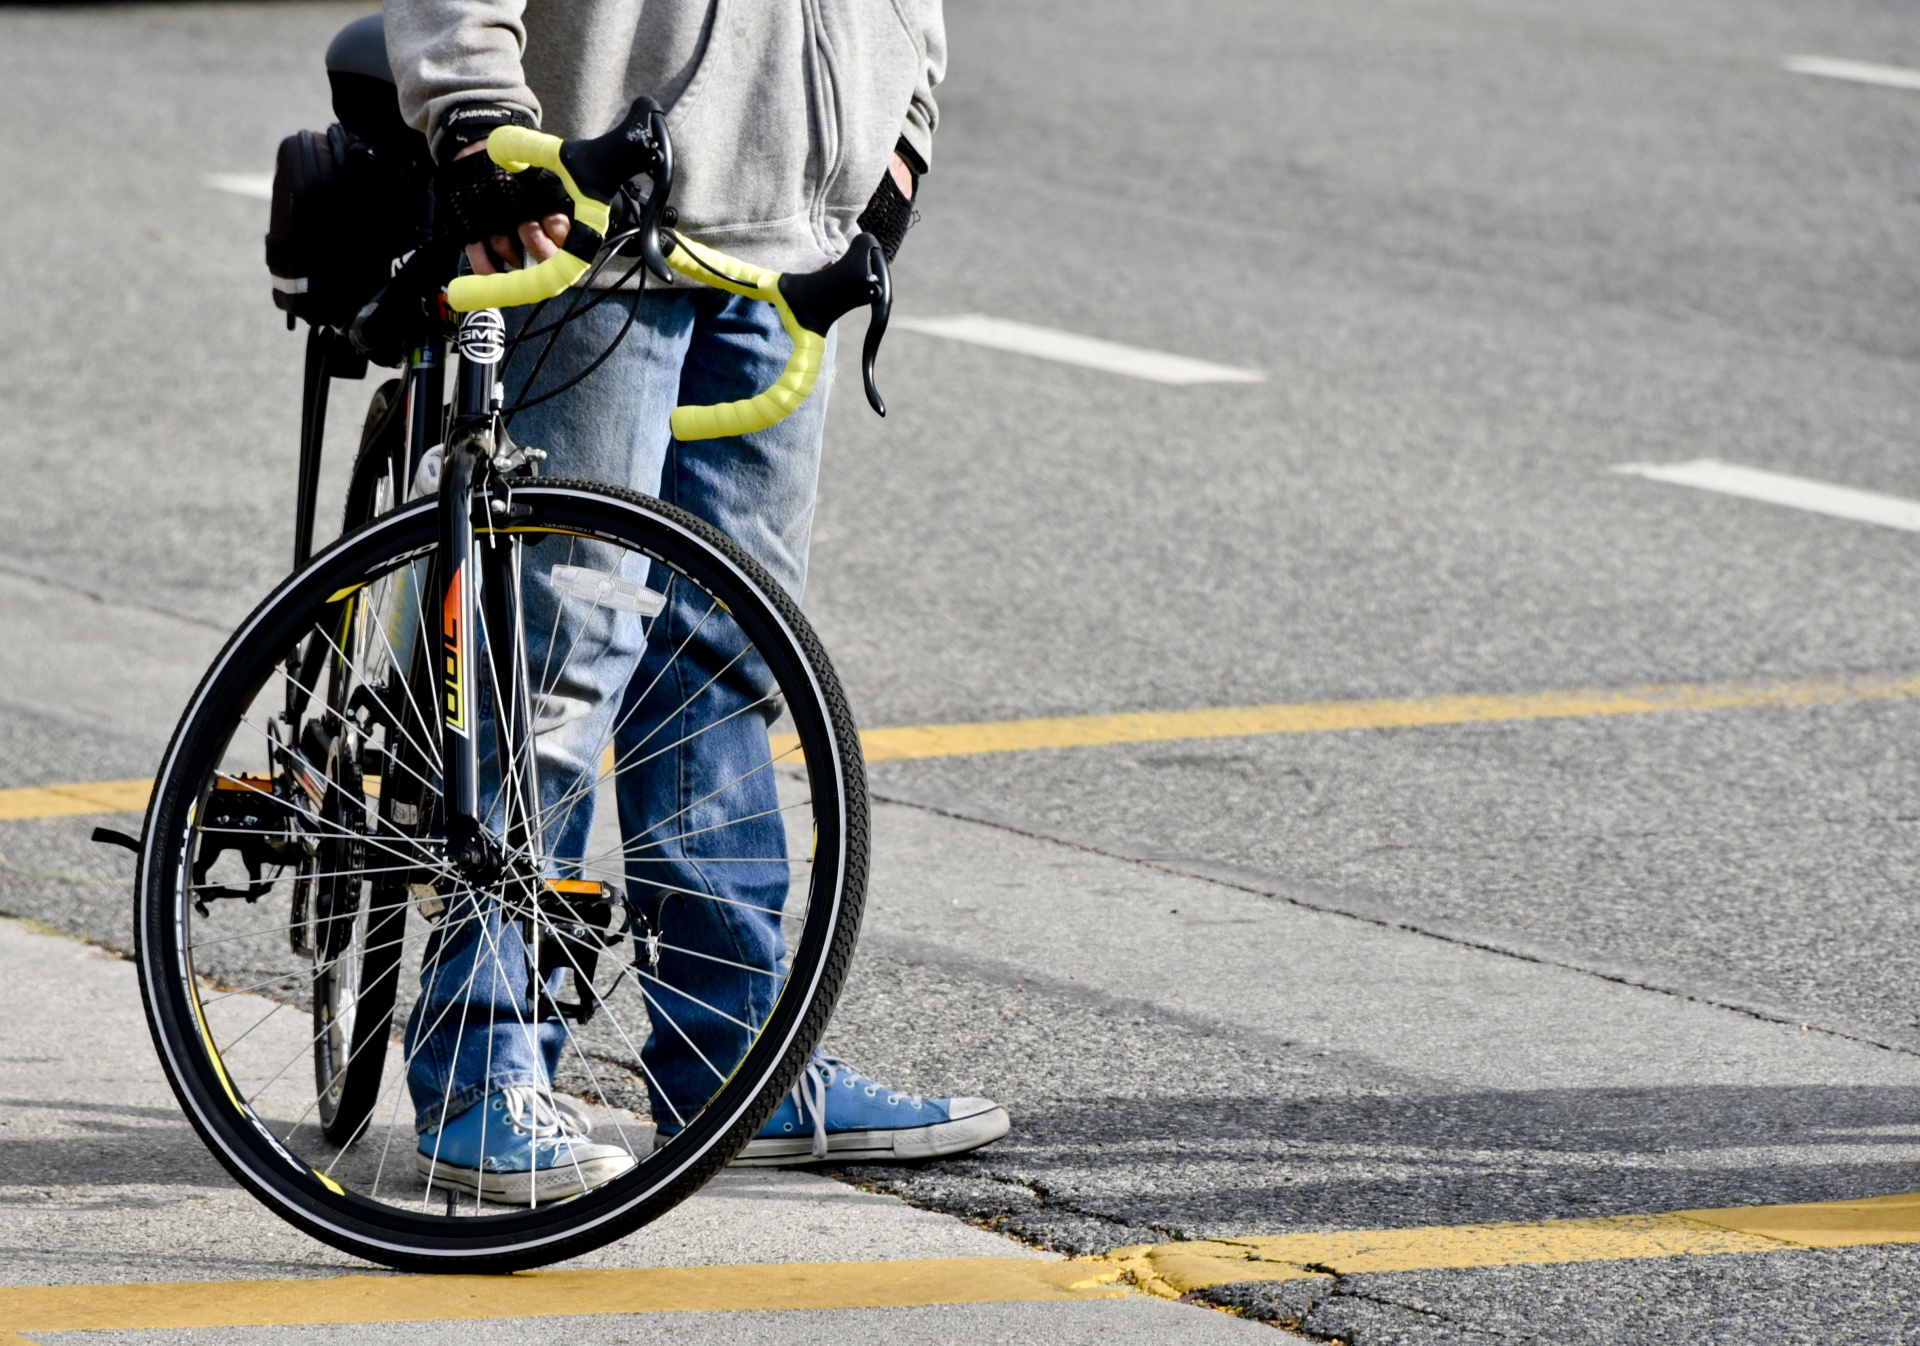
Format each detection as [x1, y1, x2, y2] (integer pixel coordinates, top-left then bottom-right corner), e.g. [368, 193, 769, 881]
[135, 482, 867, 1270]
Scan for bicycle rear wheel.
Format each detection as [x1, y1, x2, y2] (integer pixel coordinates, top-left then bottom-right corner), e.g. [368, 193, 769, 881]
[304, 373, 417, 1144]
[136, 481, 867, 1271]
[340, 376, 408, 533]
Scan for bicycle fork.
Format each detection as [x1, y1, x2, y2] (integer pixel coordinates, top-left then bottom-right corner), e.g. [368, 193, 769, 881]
[438, 308, 540, 881]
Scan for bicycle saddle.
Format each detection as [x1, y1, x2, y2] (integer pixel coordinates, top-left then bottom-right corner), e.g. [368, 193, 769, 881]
[324, 13, 392, 82]
[325, 15, 428, 163]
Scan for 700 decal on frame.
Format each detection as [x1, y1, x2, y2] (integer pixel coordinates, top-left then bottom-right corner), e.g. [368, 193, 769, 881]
[441, 561, 470, 736]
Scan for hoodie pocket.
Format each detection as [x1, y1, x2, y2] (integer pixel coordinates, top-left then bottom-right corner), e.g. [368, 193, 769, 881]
[661, 0, 817, 232]
[814, 0, 920, 227]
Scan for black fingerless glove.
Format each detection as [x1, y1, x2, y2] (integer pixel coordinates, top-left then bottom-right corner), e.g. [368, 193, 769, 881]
[434, 146, 573, 246]
[857, 140, 921, 262]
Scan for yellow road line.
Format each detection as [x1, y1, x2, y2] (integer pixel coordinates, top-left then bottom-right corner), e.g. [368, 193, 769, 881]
[1112, 1191, 1920, 1299]
[0, 1257, 1123, 1333]
[4, 1192, 1919, 1330]
[1682, 1189, 1920, 1246]
[0, 778, 150, 822]
[851, 671, 1920, 762]
[9, 671, 1920, 824]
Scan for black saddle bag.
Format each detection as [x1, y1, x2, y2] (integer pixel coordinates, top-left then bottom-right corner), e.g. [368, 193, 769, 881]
[266, 122, 431, 332]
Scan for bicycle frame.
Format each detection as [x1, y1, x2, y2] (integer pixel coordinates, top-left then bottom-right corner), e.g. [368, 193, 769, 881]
[285, 307, 528, 882]
[435, 307, 536, 881]
[292, 327, 370, 568]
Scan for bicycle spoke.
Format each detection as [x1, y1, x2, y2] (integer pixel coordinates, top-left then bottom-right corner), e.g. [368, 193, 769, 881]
[197, 922, 423, 1005]
[575, 737, 802, 863]
[313, 605, 447, 788]
[594, 798, 815, 862]
[652, 940, 787, 979]
[533, 592, 724, 831]
[629, 965, 760, 1036]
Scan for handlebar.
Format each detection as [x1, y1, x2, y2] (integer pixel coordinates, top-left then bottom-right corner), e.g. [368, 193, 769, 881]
[445, 96, 673, 313]
[662, 231, 890, 440]
[442, 96, 889, 442]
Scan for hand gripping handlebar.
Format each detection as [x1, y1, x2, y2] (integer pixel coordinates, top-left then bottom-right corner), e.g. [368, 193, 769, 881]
[444, 96, 675, 313]
[443, 96, 891, 441]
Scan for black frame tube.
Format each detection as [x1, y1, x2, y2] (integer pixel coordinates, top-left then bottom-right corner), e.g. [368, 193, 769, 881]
[294, 327, 333, 569]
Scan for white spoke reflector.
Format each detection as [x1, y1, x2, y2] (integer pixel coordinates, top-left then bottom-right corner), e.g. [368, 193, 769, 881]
[551, 565, 666, 616]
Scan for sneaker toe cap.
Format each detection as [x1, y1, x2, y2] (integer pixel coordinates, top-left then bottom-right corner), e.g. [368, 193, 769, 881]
[893, 1103, 1010, 1160]
[566, 1141, 638, 1181]
[942, 1095, 1003, 1123]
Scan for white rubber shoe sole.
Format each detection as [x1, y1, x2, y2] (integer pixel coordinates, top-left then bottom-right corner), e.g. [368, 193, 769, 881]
[725, 1098, 1011, 1167]
[415, 1144, 636, 1203]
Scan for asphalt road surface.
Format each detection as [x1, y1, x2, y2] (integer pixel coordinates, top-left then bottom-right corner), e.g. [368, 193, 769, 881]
[5, 0, 1920, 1341]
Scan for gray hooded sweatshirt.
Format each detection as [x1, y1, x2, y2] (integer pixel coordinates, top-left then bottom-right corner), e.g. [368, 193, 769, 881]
[384, 0, 945, 277]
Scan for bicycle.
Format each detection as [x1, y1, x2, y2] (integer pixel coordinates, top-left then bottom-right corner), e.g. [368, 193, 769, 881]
[128, 95, 893, 1272]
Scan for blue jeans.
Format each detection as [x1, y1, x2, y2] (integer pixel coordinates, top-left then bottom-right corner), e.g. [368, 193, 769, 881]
[404, 288, 834, 1134]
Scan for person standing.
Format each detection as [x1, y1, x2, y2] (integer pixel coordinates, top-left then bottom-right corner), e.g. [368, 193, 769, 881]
[382, 0, 1010, 1197]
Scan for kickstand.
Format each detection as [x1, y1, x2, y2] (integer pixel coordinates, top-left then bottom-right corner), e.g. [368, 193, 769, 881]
[91, 827, 139, 854]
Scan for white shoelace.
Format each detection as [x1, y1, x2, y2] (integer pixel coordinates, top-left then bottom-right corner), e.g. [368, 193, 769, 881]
[788, 1053, 923, 1158]
[500, 1085, 591, 1141]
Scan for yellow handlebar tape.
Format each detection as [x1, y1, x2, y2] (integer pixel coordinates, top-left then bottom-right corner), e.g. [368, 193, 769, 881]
[664, 235, 828, 442]
[484, 127, 612, 235]
[444, 132, 830, 442]
[445, 127, 613, 313]
[446, 251, 592, 312]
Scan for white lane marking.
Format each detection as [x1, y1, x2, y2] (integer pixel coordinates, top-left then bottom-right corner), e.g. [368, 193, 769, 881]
[1613, 459, 1920, 533]
[1783, 56, 1920, 92]
[205, 172, 274, 200]
[893, 314, 1264, 385]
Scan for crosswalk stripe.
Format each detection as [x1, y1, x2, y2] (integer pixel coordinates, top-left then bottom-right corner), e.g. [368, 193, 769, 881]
[1615, 458, 1920, 532]
[851, 670, 1920, 762]
[1117, 1191, 1920, 1297]
[0, 778, 151, 822]
[893, 313, 1264, 384]
[0, 1257, 1121, 1332]
[1784, 55, 1920, 93]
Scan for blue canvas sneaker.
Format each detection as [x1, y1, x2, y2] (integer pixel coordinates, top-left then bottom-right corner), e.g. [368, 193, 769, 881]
[659, 1051, 1010, 1166]
[416, 1086, 636, 1202]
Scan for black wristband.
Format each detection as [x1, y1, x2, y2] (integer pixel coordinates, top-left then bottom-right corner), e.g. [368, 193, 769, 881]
[894, 137, 927, 180]
[435, 102, 535, 162]
[857, 169, 915, 263]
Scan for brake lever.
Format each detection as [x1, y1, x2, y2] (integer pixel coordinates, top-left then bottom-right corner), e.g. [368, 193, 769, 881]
[858, 236, 891, 418]
[559, 94, 674, 283]
[633, 105, 675, 285]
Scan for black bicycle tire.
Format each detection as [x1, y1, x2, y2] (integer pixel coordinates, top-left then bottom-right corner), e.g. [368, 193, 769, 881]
[135, 480, 868, 1271]
[341, 376, 407, 534]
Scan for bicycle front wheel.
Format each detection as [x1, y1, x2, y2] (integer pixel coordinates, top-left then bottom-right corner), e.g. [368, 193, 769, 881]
[135, 481, 868, 1271]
